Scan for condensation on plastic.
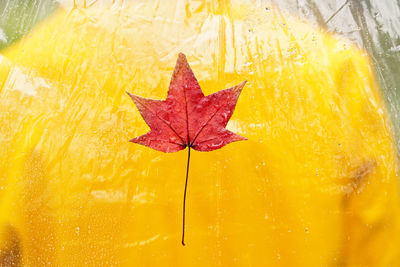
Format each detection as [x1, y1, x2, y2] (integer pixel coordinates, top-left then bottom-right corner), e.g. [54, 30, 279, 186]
[267, 0, 400, 154]
[0, 0, 400, 266]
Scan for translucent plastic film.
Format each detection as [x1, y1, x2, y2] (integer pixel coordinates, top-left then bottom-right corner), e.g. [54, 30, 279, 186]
[0, 0, 400, 266]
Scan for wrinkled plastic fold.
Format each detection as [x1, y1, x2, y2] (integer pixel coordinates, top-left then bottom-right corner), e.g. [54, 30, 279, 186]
[0, 0, 400, 266]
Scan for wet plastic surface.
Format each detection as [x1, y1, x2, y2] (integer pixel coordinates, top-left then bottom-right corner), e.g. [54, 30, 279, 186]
[1, 0, 400, 266]
[270, 0, 400, 151]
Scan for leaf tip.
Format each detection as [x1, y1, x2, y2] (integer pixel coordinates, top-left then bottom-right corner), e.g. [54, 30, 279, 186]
[126, 92, 142, 104]
[177, 52, 186, 60]
[176, 52, 189, 68]
[232, 80, 247, 95]
[239, 80, 247, 88]
[237, 135, 248, 141]
[129, 137, 138, 143]
[126, 91, 134, 99]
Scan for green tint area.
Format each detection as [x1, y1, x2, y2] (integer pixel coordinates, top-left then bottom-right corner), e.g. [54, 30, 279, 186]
[282, 0, 400, 150]
[0, 0, 58, 50]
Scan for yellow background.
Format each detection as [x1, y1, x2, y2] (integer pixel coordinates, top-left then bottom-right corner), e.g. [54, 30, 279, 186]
[0, 1, 399, 266]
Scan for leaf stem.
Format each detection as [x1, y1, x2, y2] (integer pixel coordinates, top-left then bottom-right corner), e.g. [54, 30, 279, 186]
[182, 146, 191, 246]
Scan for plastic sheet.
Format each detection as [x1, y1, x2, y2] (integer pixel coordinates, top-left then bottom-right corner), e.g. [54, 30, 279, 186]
[0, 0, 400, 266]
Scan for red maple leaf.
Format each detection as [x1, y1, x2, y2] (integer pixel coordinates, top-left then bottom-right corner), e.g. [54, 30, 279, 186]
[127, 53, 246, 245]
